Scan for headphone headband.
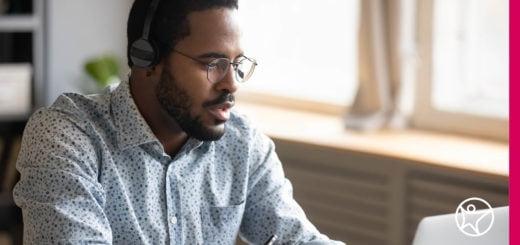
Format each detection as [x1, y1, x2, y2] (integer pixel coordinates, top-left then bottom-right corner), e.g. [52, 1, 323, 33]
[130, 0, 162, 68]
[142, 0, 161, 40]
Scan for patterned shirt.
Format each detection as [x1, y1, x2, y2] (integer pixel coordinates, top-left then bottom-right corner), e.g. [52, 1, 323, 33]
[13, 80, 344, 244]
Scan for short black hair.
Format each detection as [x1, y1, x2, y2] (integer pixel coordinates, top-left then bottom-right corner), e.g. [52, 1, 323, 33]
[127, 0, 239, 68]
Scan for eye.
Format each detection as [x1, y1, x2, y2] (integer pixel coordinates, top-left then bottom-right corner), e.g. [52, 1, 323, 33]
[237, 69, 245, 79]
[216, 59, 229, 71]
[207, 59, 219, 69]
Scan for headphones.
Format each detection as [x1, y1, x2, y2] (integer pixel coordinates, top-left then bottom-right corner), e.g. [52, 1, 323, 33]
[129, 0, 162, 68]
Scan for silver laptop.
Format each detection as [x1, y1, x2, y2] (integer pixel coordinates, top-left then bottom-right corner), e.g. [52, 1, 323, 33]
[412, 206, 508, 245]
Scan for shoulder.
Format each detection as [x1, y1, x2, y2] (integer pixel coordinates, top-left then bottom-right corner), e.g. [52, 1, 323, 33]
[50, 90, 112, 124]
[28, 88, 117, 140]
[23, 90, 113, 154]
[19, 97, 104, 176]
[24, 92, 107, 147]
[17, 100, 105, 195]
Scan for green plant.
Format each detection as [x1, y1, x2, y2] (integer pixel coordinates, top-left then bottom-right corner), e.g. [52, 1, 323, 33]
[84, 55, 120, 88]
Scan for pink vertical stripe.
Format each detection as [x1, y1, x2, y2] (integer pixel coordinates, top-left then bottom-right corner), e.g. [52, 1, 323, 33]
[510, 0, 516, 244]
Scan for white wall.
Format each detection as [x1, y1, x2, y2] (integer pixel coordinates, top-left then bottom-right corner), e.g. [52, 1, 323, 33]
[46, 0, 132, 105]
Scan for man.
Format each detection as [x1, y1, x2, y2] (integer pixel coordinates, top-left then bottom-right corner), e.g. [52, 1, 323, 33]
[13, 0, 344, 244]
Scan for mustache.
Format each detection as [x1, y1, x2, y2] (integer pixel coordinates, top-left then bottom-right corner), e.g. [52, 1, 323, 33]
[203, 92, 235, 108]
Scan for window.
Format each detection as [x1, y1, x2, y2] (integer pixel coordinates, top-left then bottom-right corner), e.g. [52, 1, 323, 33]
[237, 0, 508, 140]
[415, 0, 508, 140]
[431, 0, 508, 119]
[237, 0, 360, 107]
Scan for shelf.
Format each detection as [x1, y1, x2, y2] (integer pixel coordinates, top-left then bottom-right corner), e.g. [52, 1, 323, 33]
[0, 114, 29, 122]
[0, 15, 39, 31]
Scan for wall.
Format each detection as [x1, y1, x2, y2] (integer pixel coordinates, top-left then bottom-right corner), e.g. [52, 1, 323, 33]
[46, 0, 132, 105]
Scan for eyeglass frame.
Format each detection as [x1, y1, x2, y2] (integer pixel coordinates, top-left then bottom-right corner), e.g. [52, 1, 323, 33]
[172, 49, 258, 83]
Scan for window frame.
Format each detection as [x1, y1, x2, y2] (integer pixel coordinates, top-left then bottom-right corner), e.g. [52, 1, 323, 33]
[412, 0, 509, 141]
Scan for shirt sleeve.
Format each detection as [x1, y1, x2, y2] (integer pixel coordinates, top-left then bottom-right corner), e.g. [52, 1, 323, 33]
[239, 129, 345, 245]
[12, 109, 112, 244]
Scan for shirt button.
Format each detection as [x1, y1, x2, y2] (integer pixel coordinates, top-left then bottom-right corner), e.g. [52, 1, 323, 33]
[170, 216, 177, 225]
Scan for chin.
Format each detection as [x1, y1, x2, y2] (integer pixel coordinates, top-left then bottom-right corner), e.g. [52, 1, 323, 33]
[191, 122, 226, 141]
[207, 123, 226, 138]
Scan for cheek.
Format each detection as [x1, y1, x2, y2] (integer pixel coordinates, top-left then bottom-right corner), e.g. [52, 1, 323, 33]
[167, 58, 215, 110]
[177, 75, 213, 109]
[171, 57, 208, 83]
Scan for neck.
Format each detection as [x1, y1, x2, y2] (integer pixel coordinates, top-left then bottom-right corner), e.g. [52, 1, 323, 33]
[129, 73, 188, 156]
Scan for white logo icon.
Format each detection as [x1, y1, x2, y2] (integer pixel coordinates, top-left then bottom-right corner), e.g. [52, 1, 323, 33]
[455, 197, 494, 237]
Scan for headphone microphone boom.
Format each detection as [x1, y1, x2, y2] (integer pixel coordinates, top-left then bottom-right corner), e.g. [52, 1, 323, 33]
[129, 0, 161, 68]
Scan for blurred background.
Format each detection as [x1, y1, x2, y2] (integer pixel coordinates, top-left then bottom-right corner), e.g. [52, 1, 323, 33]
[0, 0, 509, 244]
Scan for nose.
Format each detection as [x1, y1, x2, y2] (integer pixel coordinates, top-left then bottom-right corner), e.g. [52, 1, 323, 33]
[214, 65, 238, 94]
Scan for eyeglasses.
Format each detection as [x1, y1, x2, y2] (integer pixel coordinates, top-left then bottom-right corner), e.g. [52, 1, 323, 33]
[173, 49, 257, 84]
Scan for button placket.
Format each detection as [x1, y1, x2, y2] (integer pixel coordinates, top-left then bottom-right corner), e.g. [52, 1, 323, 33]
[165, 163, 180, 242]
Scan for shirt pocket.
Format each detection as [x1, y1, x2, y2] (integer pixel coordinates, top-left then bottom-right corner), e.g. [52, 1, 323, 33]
[201, 200, 246, 244]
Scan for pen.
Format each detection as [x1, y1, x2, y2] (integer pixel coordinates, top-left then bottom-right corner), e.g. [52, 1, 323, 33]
[264, 234, 277, 245]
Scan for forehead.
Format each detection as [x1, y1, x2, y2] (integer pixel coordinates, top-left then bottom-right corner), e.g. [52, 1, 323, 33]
[175, 8, 242, 55]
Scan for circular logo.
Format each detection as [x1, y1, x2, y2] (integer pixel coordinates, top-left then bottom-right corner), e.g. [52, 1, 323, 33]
[455, 197, 494, 237]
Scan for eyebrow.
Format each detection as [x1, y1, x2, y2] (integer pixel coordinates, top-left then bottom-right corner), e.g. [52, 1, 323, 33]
[197, 52, 245, 60]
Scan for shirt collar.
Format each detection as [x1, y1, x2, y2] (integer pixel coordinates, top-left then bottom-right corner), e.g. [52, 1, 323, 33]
[111, 79, 158, 150]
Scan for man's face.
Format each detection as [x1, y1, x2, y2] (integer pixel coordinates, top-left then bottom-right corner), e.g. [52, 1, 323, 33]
[156, 8, 243, 141]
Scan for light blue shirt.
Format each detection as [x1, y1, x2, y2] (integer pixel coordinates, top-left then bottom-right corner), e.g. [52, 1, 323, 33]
[13, 80, 344, 244]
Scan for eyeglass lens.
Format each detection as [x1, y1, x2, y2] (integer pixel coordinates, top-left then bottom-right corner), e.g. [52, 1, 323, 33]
[207, 58, 256, 83]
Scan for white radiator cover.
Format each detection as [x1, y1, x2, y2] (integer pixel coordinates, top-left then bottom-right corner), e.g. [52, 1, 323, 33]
[274, 139, 508, 245]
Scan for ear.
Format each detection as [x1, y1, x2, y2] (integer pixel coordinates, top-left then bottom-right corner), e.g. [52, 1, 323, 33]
[147, 59, 165, 79]
[130, 60, 164, 85]
[131, 62, 164, 83]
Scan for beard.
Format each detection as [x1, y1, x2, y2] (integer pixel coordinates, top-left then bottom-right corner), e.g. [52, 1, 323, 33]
[155, 69, 226, 141]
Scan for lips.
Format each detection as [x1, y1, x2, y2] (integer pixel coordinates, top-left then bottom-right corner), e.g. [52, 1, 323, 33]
[207, 101, 234, 121]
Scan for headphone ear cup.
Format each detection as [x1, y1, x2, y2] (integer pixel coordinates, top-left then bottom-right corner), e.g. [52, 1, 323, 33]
[130, 38, 159, 68]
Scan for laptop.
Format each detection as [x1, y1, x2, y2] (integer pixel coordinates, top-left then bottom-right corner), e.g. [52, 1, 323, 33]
[412, 206, 508, 245]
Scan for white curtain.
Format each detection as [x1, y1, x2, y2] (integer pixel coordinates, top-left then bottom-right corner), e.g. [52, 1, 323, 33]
[345, 0, 416, 131]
